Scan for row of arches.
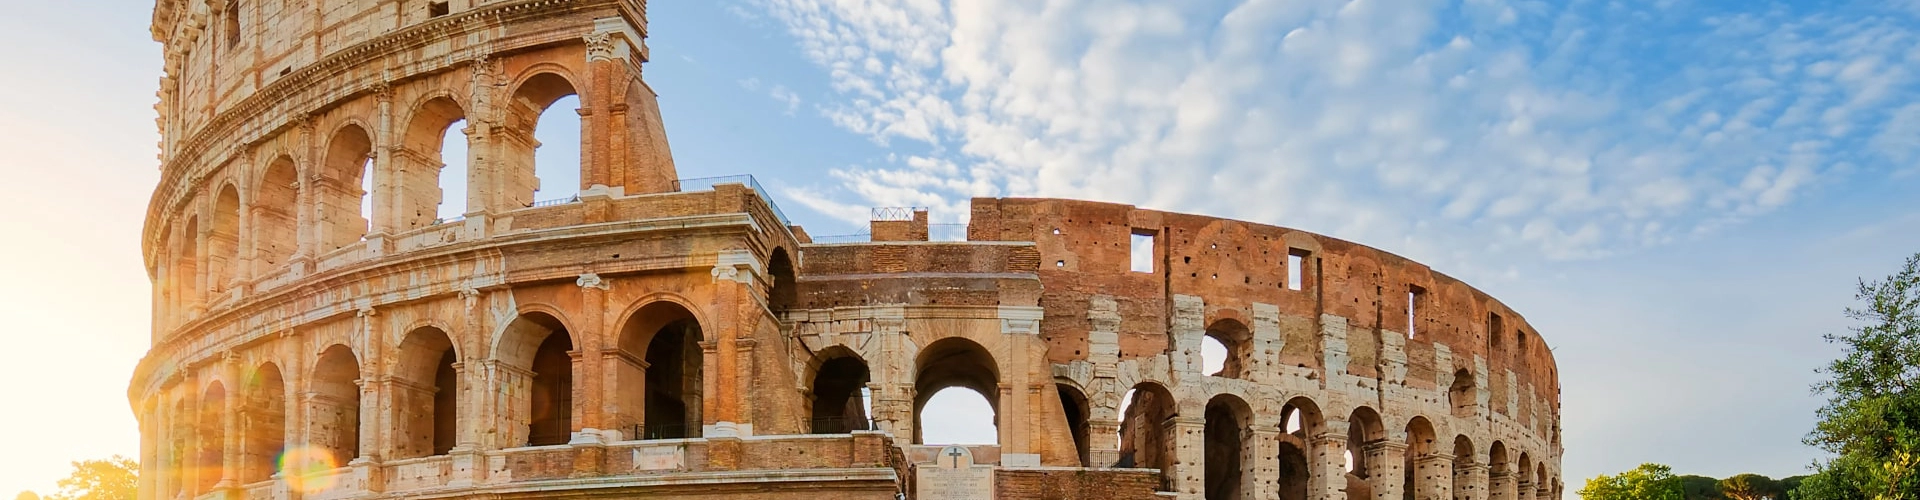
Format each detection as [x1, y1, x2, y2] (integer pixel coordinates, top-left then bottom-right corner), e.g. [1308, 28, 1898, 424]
[1101, 380, 1557, 499]
[159, 299, 704, 498]
[158, 72, 584, 330]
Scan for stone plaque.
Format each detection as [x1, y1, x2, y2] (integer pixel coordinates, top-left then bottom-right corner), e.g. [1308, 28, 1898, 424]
[632, 445, 685, 471]
[916, 446, 993, 500]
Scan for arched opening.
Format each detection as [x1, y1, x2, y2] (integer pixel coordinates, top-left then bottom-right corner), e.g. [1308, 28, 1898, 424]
[530, 327, 574, 445]
[496, 312, 574, 447]
[1404, 417, 1438, 500]
[1118, 382, 1176, 490]
[1346, 406, 1387, 500]
[505, 73, 582, 207]
[1517, 452, 1534, 500]
[208, 185, 241, 293]
[1204, 394, 1253, 500]
[395, 327, 459, 458]
[767, 248, 797, 314]
[1487, 441, 1509, 500]
[1452, 436, 1477, 500]
[620, 302, 705, 440]
[399, 96, 468, 229]
[253, 157, 299, 271]
[913, 338, 999, 445]
[1055, 383, 1090, 467]
[166, 395, 190, 499]
[173, 218, 200, 316]
[310, 345, 362, 466]
[320, 124, 374, 249]
[1202, 319, 1251, 378]
[1279, 398, 1324, 500]
[195, 381, 227, 493]
[809, 350, 870, 434]
[240, 363, 285, 484]
[1536, 464, 1549, 500]
[1450, 368, 1476, 418]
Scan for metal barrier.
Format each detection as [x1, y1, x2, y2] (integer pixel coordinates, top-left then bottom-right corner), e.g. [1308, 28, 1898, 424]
[673, 175, 792, 227]
[528, 194, 579, 208]
[628, 423, 697, 440]
[809, 416, 875, 434]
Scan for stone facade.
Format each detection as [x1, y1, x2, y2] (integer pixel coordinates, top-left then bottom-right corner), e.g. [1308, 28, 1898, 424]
[130, 1, 1563, 499]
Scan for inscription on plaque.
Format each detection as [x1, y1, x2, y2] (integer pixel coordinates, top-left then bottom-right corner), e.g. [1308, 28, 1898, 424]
[632, 445, 685, 471]
[916, 446, 994, 500]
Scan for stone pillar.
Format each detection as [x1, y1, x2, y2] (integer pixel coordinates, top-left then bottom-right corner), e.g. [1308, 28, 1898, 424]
[1454, 463, 1488, 500]
[705, 250, 762, 435]
[369, 84, 395, 238]
[1309, 429, 1349, 500]
[1250, 426, 1283, 500]
[1168, 415, 1206, 500]
[217, 356, 241, 490]
[572, 274, 608, 433]
[1169, 295, 1205, 378]
[1087, 295, 1123, 467]
[484, 360, 536, 449]
[1414, 453, 1453, 500]
[1364, 441, 1407, 500]
[1489, 469, 1514, 500]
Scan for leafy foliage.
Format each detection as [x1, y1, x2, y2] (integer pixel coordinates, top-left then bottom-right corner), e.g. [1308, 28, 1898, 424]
[1679, 474, 1725, 499]
[1579, 463, 1684, 500]
[1721, 473, 1782, 500]
[40, 456, 136, 500]
[1798, 253, 1920, 500]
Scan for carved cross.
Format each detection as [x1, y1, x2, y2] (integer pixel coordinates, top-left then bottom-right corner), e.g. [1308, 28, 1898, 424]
[947, 447, 963, 468]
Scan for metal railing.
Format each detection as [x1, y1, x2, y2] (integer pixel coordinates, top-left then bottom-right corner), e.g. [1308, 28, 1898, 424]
[809, 232, 871, 244]
[809, 416, 876, 434]
[528, 194, 580, 208]
[430, 215, 467, 226]
[871, 206, 923, 221]
[673, 175, 792, 227]
[628, 423, 696, 441]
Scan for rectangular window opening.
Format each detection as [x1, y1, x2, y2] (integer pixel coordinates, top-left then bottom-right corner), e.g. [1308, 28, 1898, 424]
[429, 1, 450, 17]
[1407, 284, 1426, 339]
[1130, 230, 1155, 273]
[1489, 313, 1505, 348]
[1286, 249, 1309, 290]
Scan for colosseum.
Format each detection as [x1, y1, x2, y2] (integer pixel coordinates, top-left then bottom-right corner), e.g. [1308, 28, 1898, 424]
[127, 1, 1564, 499]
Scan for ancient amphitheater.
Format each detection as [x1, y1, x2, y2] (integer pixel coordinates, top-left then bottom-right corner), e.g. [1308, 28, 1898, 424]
[128, 1, 1564, 499]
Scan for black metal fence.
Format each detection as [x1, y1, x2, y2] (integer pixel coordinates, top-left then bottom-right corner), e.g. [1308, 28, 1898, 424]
[810, 416, 875, 434]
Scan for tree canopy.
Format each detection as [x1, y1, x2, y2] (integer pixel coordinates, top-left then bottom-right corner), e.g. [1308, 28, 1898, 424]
[38, 456, 136, 500]
[1580, 463, 1685, 500]
[1798, 252, 1920, 499]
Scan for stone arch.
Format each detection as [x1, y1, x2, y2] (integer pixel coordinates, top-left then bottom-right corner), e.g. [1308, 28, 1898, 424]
[1119, 381, 1177, 490]
[1451, 435, 1477, 500]
[1278, 396, 1325, 500]
[318, 122, 374, 250]
[1345, 406, 1387, 487]
[1053, 380, 1091, 467]
[767, 247, 797, 314]
[613, 299, 704, 439]
[1536, 463, 1549, 499]
[913, 337, 1000, 445]
[239, 362, 286, 484]
[1404, 416, 1440, 500]
[1487, 441, 1510, 500]
[194, 380, 228, 493]
[309, 344, 361, 467]
[394, 326, 459, 457]
[1203, 393, 1255, 500]
[1449, 367, 1476, 418]
[1202, 318, 1252, 378]
[396, 94, 468, 229]
[809, 346, 870, 434]
[1517, 452, 1534, 498]
[503, 69, 583, 208]
[494, 310, 574, 446]
[207, 183, 242, 294]
[252, 156, 299, 272]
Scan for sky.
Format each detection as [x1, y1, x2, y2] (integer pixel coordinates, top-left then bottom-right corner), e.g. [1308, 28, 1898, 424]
[1, 0, 1918, 498]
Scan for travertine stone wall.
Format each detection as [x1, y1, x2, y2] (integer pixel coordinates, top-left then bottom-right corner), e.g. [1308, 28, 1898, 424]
[132, 1, 1561, 499]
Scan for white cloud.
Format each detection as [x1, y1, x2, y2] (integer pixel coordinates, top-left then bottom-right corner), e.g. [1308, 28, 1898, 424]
[751, 0, 1920, 267]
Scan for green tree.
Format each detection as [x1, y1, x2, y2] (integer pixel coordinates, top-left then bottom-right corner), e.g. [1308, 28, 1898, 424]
[42, 456, 137, 500]
[1721, 473, 1781, 500]
[1580, 463, 1685, 500]
[1798, 253, 1920, 500]
[1679, 474, 1725, 499]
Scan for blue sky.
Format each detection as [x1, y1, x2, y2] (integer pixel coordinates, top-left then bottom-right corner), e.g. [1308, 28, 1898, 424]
[2, 0, 1919, 497]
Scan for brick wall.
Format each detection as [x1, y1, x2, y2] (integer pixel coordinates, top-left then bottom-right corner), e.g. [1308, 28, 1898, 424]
[993, 469, 1163, 500]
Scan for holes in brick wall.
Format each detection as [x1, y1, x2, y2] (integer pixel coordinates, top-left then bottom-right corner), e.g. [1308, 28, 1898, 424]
[1056, 260, 1066, 268]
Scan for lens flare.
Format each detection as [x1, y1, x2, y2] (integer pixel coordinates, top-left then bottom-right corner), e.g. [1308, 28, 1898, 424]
[278, 446, 341, 493]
